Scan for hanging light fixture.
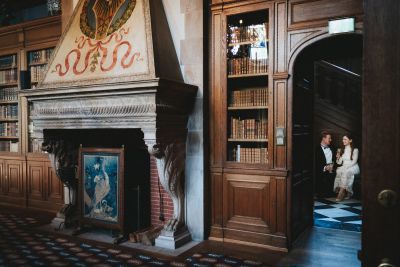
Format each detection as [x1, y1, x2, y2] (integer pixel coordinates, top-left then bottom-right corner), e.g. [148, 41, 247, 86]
[47, 0, 62, 16]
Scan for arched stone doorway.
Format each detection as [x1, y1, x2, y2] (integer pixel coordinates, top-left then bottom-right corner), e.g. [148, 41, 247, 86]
[289, 33, 363, 240]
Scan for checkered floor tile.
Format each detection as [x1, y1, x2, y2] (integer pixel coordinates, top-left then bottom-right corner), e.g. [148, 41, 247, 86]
[314, 198, 362, 232]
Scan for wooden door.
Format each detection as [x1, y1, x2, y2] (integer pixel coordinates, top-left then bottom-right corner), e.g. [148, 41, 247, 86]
[362, 1, 400, 266]
[291, 62, 314, 241]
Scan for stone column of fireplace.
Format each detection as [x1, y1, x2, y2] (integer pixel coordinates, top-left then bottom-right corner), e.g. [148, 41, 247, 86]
[144, 130, 191, 249]
[42, 137, 78, 230]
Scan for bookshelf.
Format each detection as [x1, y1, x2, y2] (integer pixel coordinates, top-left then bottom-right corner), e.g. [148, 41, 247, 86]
[0, 53, 19, 152]
[28, 47, 55, 87]
[226, 10, 269, 165]
[209, 2, 277, 248]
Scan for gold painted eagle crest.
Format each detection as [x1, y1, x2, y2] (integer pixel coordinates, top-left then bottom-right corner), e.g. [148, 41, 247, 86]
[80, 0, 137, 40]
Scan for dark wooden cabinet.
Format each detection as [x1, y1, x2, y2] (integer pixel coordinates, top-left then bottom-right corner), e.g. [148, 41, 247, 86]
[209, 0, 288, 250]
[0, 154, 63, 212]
[0, 16, 63, 213]
[0, 156, 26, 207]
[209, 0, 363, 250]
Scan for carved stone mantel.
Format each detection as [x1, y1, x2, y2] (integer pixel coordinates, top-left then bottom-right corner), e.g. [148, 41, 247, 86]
[20, 78, 197, 248]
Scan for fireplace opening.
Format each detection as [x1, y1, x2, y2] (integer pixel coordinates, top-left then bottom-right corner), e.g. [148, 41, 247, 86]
[43, 128, 151, 236]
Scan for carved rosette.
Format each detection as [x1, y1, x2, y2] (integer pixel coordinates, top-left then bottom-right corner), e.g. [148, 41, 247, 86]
[145, 139, 186, 233]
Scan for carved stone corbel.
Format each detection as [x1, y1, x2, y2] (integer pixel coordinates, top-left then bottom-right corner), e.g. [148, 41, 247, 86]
[145, 137, 191, 249]
[42, 138, 78, 227]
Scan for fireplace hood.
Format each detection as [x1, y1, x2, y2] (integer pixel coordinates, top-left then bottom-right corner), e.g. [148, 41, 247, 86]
[20, 0, 197, 249]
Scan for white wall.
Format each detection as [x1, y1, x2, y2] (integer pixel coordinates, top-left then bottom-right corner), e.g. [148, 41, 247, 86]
[163, 0, 204, 241]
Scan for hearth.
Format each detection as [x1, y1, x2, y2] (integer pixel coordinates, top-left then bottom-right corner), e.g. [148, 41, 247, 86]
[42, 129, 151, 241]
[19, 0, 197, 249]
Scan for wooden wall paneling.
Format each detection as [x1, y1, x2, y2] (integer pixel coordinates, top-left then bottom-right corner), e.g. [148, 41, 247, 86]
[210, 172, 224, 238]
[223, 173, 272, 234]
[210, 11, 223, 167]
[0, 30, 24, 51]
[275, 177, 287, 235]
[23, 16, 62, 47]
[19, 97, 29, 154]
[3, 159, 25, 207]
[273, 80, 287, 169]
[274, 1, 288, 74]
[26, 159, 46, 205]
[46, 160, 64, 207]
[0, 159, 4, 193]
[288, 0, 363, 30]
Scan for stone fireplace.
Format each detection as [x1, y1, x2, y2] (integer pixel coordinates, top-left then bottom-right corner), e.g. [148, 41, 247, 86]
[20, 0, 198, 249]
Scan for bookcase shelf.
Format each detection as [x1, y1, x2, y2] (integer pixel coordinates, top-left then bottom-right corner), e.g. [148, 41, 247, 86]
[0, 136, 18, 140]
[228, 138, 268, 142]
[28, 61, 49, 67]
[228, 39, 269, 47]
[228, 106, 268, 110]
[28, 47, 54, 87]
[228, 73, 268, 78]
[0, 66, 17, 71]
[0, 101, 18, 104]
[0, 53, 19, 153]
[225, 9, 270, 165]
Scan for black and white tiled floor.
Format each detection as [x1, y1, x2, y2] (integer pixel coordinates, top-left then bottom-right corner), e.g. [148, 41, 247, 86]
[314, 198, 362, 232]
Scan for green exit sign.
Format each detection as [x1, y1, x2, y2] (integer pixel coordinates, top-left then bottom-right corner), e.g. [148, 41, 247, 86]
[329, 18, 355, 34]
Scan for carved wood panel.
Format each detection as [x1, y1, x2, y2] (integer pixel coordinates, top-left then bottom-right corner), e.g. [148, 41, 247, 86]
[273, 80, 287, 169]
[223, 173, 273, 234]
[288, 0, 363, 30]
[46, 163, 63, 204]
[0, 160, 4, 193]
[27, 161, 45, 201]
[274, 1, 288, 74]
[5, 160, 24, 198]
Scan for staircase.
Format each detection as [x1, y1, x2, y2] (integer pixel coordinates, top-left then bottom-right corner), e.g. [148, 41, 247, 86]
[313, 60, 361, 147]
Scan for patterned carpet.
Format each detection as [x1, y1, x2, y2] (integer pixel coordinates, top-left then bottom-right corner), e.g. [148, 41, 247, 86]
[314, 198, 362, 232]
[0, 211, 266, 267]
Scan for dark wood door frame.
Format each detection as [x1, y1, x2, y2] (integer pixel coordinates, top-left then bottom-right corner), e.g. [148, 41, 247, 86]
[362, 1, 400, 266]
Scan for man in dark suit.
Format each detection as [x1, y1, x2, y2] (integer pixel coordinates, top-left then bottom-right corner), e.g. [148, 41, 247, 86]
[315, 131, 336, 198]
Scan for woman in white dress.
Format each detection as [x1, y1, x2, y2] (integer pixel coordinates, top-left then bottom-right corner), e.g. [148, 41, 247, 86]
[334, 134, 360, 201]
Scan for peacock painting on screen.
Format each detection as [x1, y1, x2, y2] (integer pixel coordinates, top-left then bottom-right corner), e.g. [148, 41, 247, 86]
[82, 153, 120, 223]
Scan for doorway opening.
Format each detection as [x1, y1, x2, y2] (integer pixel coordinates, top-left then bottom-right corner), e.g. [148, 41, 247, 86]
[291, 34, 363, 238]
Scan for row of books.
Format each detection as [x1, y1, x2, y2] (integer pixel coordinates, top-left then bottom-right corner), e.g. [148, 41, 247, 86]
[228, 23, 267, 44]
[0, 141, 18, 152]
[230, 117, 268, 140]
[0, 55, 17, 69]
[0, 105, 18, 119]
[0, 69, 18, 84]
[0, 122, 18, 137]
[29, 48, 54, 65]
[30, 65, 47, 83]
[230, 87, 268, 107]
[0, 87, 18, 101]
[228, 57, 268, 76]
[231, 145, 268, 164]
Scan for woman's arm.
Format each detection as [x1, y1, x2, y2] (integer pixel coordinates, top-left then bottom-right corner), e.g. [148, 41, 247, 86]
[336, 149, 343, 165]
[347, 148, 359, 167]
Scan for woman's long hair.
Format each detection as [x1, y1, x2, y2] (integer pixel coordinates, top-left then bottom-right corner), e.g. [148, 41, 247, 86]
[340, 133, 355, 160]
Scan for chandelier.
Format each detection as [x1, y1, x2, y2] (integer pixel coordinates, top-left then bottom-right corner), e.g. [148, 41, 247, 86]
[47, 0, 62, 16]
